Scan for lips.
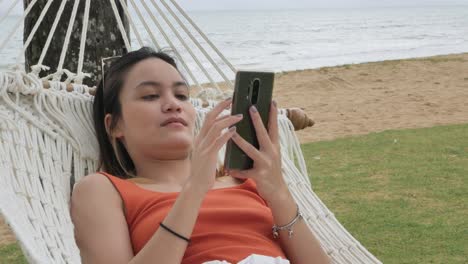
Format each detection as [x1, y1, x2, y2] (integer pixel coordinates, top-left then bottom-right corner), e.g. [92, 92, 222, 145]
[161, 117, 188, 127]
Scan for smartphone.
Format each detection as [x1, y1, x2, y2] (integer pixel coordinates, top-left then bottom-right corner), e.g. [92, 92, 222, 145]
[224, 70, 275, 171]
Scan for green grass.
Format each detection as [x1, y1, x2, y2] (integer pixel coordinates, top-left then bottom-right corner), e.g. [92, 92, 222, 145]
[0, 243, 27, 264]
[1, 124, 467, 263]
[302, 123, 468, 264]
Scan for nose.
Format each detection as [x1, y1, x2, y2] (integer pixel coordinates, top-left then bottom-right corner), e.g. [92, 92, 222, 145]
[162, 94, 182, 113]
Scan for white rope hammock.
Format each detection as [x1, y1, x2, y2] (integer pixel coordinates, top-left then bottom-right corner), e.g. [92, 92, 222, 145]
[0, 1, 382, 263]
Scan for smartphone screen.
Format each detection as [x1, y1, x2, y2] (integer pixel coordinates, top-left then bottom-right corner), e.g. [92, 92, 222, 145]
[224, 71, 275, 171]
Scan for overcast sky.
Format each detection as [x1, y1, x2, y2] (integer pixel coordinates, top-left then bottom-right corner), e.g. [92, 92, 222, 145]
[1, 0, 467, 14]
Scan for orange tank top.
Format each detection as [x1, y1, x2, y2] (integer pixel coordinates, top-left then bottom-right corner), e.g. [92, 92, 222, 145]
[98, 172, 287, 263]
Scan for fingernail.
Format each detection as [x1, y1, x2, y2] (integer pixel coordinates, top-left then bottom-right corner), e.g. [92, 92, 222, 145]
[235, 114, 243, 118]
[225, 97, 232, 101]
[250, 105, 258, 113]
[229, 126, 236, 132]
[272, 100, 277, 107]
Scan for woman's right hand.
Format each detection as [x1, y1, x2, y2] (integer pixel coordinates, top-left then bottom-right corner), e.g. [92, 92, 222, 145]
[186, 98, 243, 193]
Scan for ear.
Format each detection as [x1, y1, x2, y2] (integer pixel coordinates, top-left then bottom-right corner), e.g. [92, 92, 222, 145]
[104, 113, 124, 139]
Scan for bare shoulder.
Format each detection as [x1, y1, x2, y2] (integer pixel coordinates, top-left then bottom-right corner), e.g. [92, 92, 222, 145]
[70, 172, 123, 227]
[72, 173, 120, 203]
[71, 173, 133, 263]
[71, 172, 124, 220]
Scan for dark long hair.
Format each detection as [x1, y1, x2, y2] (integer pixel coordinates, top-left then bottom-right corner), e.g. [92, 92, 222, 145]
[93, 47, 179, 179]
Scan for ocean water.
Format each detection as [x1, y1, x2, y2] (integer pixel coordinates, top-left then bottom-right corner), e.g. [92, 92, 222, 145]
[189, 6, 468, 71]
[1, 6, 467, 76]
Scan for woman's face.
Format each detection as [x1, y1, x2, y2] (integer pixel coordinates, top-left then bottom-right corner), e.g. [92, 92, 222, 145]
[106, 58, 196, 161]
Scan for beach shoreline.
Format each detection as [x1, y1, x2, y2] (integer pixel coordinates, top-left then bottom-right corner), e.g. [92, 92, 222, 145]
[1, 52, 468, 246]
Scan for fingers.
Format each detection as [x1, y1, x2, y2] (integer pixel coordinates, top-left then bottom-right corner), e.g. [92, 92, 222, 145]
[231, 131, 263, 162]
[214, 113, 231, 122]
[205, 114, 243, 143]
[268, 101, 279, 147]
[198, 98, 232, 138]
[249, 105, 272, 151]
[211, 126, 237, 151]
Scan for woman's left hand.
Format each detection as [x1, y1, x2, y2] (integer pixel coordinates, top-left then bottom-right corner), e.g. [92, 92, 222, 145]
[228, 101, 289, 203]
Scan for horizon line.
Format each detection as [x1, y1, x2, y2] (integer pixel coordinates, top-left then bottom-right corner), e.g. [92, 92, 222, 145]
[1, 4, 467, 16]
[187, 4, 468, 11]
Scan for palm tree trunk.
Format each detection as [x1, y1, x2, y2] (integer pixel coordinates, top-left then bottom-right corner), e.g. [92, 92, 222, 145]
[23, 0, 130, 86]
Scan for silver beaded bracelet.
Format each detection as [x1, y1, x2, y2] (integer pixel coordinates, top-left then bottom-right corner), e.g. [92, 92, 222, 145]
[272, 203, 303, 239]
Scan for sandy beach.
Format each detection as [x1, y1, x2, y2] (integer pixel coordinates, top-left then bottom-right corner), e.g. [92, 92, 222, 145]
[1, 53, 468, 246]
[274, 53, 468, 143]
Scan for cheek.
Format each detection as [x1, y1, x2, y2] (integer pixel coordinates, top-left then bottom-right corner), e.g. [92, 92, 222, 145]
[187, 104, 197, 128]
[122, 102, 159, 129]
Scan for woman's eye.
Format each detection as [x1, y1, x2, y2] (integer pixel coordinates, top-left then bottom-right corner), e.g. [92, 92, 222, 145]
[141, 94, 188, 101]
[176, 94, 189, 101]
[142, 94, 159, 100]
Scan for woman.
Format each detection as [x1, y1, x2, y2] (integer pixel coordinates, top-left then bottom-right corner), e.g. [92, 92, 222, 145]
[70, 47, 331, 264]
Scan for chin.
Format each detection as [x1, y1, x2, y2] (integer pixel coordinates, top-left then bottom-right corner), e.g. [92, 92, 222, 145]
[162, 137, 192, 148]
[145, 138, 192, 159]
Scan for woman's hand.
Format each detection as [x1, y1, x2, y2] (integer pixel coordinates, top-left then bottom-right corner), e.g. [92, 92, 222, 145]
[228, 102, 332, 264]
[187, 98, 243, 193]
[228, 101, 289, 203]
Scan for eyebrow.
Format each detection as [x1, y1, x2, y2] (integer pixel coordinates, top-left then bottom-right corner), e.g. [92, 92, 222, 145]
[135, 81, 189, 91]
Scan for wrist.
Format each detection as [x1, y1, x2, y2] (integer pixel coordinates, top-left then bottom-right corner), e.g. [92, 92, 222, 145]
[272, 203, 302, 239]
[265, 184, 292, 206]
[183, 180, 209, 197]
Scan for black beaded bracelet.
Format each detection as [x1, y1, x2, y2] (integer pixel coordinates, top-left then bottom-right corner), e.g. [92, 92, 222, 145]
[159, 222, 191, 243]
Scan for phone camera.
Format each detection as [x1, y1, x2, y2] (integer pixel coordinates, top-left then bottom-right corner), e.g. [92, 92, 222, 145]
[251, 78, 260, 104]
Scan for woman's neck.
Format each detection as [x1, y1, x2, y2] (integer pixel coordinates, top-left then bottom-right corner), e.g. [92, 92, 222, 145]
[133, 157, 192, 187]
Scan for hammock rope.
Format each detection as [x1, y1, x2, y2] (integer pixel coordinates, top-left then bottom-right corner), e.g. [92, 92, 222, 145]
[128, 0, 162, 50]
[138, 0, 202, 89]
[54, 0, 80, 81]
[36, 0, 68, 68]
[168, 0, 237, 74]
[109, 0, 132, 52]
[0, 0, 21, 26]
[150, 0, 221, 91]
[160, 0, 233, 89]
[19, 0, 56, 66]
[118, 0, 144, 47]
[74, 0, 92, 84]
[0, 0, 39, 54]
